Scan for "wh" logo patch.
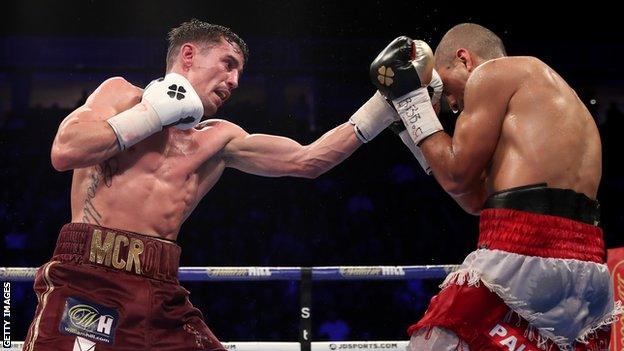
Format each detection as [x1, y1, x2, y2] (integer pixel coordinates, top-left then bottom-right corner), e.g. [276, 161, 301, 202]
[167, 84, 186, 100]
[377, 66, 394, 87]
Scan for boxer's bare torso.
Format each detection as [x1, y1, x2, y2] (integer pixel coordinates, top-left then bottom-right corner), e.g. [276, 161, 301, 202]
[55, 77, 361, 241]
[67, 80, 240, 240]
[484, 57, 601, 197]
[427, 56, 601, 213]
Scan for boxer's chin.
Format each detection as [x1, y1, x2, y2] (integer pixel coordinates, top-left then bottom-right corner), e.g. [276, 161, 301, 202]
[202, 102, 218, 117]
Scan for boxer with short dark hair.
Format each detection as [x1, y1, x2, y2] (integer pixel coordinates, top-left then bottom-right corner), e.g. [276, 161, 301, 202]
[370, 23, 618, 350]
[165, 18, 249, 71]
[23, 19, 395, 351]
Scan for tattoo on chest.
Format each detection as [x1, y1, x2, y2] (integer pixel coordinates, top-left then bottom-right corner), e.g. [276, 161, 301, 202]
[82, 158, 119, 225]
[99, 157, 119, 188]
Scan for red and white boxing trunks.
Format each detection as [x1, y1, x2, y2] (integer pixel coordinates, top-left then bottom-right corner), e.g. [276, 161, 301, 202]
[407, 185, 620, 351]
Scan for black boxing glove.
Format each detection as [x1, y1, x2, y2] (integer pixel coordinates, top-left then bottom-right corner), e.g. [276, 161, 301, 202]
[370, 36, 433, 99]
[371, 37, 443, 146]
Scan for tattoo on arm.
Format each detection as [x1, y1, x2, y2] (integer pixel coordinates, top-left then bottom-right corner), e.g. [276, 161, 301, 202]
[82, 157, 119, 224]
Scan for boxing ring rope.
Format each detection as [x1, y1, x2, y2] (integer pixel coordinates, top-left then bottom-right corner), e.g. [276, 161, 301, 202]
[0, 265, 458, 282]
[1, 265, 459, 351]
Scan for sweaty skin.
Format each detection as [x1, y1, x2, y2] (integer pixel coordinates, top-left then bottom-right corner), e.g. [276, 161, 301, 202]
[422, 56, 601, 214]
[51, 39, 361, 240]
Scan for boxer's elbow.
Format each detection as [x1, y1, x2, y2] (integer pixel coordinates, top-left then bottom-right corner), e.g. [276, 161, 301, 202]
[51, 152, 70, 171]
[50, 145, 75, 171]
[452, 191, 485, 216]
[460, 202, 483, 216]
[51, 140, 85, 171]
[439, 176, 469, 197]
[446, 182, 487, 216]
[51, 124, 79, 170]
[439, 166, 482, 196]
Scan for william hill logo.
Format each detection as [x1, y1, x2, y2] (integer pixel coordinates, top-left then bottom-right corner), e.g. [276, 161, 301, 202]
[59, 297, 118, 344]
[339, 266, 405, 277]
[206, 267, 272, 278]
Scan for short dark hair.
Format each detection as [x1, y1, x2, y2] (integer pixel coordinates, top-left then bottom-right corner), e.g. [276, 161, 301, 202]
[435, 23, 506, 68]
[166, 19, 249, 71]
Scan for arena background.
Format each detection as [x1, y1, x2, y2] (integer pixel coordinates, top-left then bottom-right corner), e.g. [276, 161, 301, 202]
[1, 0, 623, 344]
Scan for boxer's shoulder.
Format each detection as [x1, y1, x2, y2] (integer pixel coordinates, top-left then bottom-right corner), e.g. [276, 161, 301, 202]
[467, 57, 531, 94]
[95, 77, 141, 96]
[474, 57, 516, 77]
[87, 76, 142, 108]
[194, 118, 247, 143]
[483, 57, 557, 92]
[480, 56, 545, 77]
[195, 118, 240, 132]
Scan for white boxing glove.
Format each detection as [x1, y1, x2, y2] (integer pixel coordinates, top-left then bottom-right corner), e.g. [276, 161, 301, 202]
[349, 91, 398, 143]
[107, 73, 204, 150]
[142, 73, 204, 130]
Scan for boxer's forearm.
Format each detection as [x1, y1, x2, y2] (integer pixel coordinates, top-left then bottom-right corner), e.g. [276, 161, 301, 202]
[51, 117, 121, 171]
[299, 122, 362, 178]
[224, 122, 361, 178]
[419, 131, 487, 214]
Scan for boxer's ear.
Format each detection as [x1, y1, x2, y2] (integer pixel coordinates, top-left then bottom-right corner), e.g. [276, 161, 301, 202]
[179, 43, 197, 71]
[456, 48, 475, 71]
